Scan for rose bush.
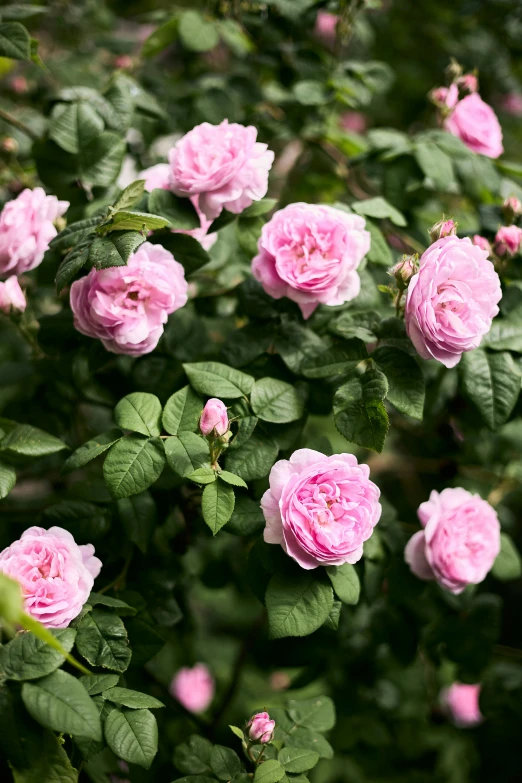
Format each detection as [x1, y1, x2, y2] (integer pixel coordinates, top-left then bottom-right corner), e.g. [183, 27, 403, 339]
[1, 3, 522, 783]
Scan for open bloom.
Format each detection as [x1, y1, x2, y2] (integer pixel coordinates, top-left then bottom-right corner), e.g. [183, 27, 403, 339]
[70, 241, 188, 356]
[252, 203, 370, 319]
[445, 93, 503, 158]
[405, 235, 502, 368]
[494, 225, 522, 257]
[0, 188, 69, 276]
[405, 487, 500, 594]
[441, 683, 483, 728]
[262, 449, 381, 569]
[170, 664, 214, 713]
[168, 120, 274, 221]
[248, 712, 276, 743]
[0, 276, 26, 314]
[200, 398, 228, 437]
[0, 526, 101, 628]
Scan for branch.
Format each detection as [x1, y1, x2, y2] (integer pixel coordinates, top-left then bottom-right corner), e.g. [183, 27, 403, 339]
[0, 107, 40, 142]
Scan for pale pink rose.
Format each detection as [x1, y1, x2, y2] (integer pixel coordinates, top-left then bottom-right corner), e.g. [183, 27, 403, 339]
[429, 218, 457, 241]
[431, 84, 459, 109]
[339, 112, 367, 134]
[0, 276, 26, 314]
[262, 449, 381, 569]
[247, 712, 276, 743]
[70, 241, 188, 356]
[0, 526, 101, 628]
[445, 93, 503, 158]
[405, 235, 502, 368]
[314, 11, 338, 46]
[389, 256, 417, 286]
[441, 683, 483, 728]
[168, 120, 274, 221]
[472, 235, 491, 253]
[252, 203, 370, 319]
[494, 225, 522, 257]
[200, 398, 228, 437]
[170, 663, 214, 713]
[0, 188, 69, 276]
[499, 92, 522, 117]
[405, 487, 501, 594]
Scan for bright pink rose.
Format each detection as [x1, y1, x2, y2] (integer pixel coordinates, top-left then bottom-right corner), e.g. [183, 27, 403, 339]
[445, 93, 503, 158]
[170, 663, 214, 713]
[499, 92, 522, 116]
[200, 398, 228, 437]
[70, 241, 188, 356]
[405, 235, 502, 368]
[405, 487, 500, 594]
[248, 712, 276, 743]
[168, 120, 274, 221]
[252, 203, 370, 319]
[472, 235, 491, 253]
[339, 112, 367, 134]
[0, 526, 101, 628]
[262, 449, 381, 569]
[0, 188, 69, 276]
[441, 683, 483, 728]
[0, 276, 26, 314]
[494, 225, 522, 257]
[314, 11, 338, 46]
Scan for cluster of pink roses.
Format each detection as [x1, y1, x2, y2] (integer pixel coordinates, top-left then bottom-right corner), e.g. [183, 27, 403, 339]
[473, 198, 522, 259]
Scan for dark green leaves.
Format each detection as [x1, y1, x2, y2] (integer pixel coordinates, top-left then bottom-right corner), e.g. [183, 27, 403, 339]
[2, 629, 76, 681]
[210, 745, 243, 780]
[0, 460, 16, 499]
[148, 189, 200, 229]
[352, 197, 406, 227]
[178, 10, 219, 52]
[254, 760, 285, 783]
[0, 22, 31, 60]
[75, 609, 132, 672]
[62, 429, 122, 474]
[372, 346, 425, 419]
[279, 747, 319, 773]
[492, 533, 522, 581]
[325, 564, 360, 605]
[102, 687, 164, 709]
[287, 696, 336, 731]
[103, 436, 165, 499]
[460, 349, 521, 430]
[334, 368, 389, 452]
[165, 432, 209, 478]
[251, 378, 304, 423]
[50, 101, 104, 155]
[114, 393, 162, 437]
[89, 231, 146, 269]
[266, 571, 334, 639]
[104, 707, 158, 769]
[163, 386, 203, 435]
[183, 362, 254, 398]
[0, 419, 67, 457]
[202, 480, 235, 534]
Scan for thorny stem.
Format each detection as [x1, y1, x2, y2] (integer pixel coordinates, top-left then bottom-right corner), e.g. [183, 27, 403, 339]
[0, 107, 40, 141]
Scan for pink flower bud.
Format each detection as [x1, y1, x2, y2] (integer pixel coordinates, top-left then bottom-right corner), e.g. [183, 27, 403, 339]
[200, 398, 229, 437]
[314, 11, 338, 46]
[430, 84, 459, 109]
[0, 276, 26, 315]
[114, 54, 133, 69]
[247, 712, 276, 743]
[170, 664, 214, 714]
[10, 76, 28, 94]
[1, 137, 18, 154]
[339, 111, 367, 134]
[503, 196, 522, 222]
[494, 225, 522, 257]
[429, 218, 457, 242]
[457, 73, 478, 94]
[472, 235, 491, 253]
[441, 683, 483, 728]
[389, 256, 417, 287]
[500, 92, 522, 117]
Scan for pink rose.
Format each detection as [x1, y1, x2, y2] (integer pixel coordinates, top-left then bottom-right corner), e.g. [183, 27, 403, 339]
[494, 225, 522, 257]
[262, 449, 381, 569]
[252, 203, 370, 319]
[247, 712, 276, 743]
[170, 663, 214, 713]
[0, 188, 69, 276]
[339, 112, 367, 134]
[405, 235, 502, 368]
[314, 11, 338, 46]
[140, 163, 171, 192]
[441, 683, 483, 728]
[200, 398, 228, 437]
[168, 120, 274, 220]
[405, 487, 501, 594]
[70, 241, 188, 356]
[445, 93, 503, 158]
[0, 526, 101, 628]
[499, 92, 522, 116]
[0, 276, 26, 314]
[472, 235, 491, 253]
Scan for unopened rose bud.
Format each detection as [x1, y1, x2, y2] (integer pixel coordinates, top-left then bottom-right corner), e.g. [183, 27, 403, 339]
[114, 54, 133, 69]
[200, 398, 229, 437]
[389, 255, 417, 288]
[0, 276, 26, 315]
[1, 137, 18, 154]
[445, 58, 463, 82]
[494, 225, 522, 257]
[457, 73, 478, 94]
[472, 235, 491, 254]
[10, 75, 28, 94]
[247, 712, 276, 744]
[429, 85, 458, 109]
[429, 218, 457, 242]
[503, 196, 522, 223]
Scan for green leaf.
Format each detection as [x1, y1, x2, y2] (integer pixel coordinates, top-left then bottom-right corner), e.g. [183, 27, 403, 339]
[1, 5, 49, 21]
[225, 433, 278, 481]
[117, 491, 157, 553]
[112, 180, 146, 212]
[208, 209, 237, 233]
[79, 673, 119, 696]
[227, 495, 265, 536]
[491, 533, 522, 581]
[142, 17, 178, 57]
[103, 436, 165, 499]
[266, 571, 334, 639]
[162, 385, 203, 435]
[102, 687, 164, 709]
[102, 210, 170, 233]
[0, 459, 16, 499]
[164, 432, 209, 478]
[254, 760, 285, 783]
[0, 420, 67, 457]
[230, 415, 258, 450]
[157, 233, 210, 276]
[88, 231, 146, 270]
[218, 470, 247, 488]
[460, 349, 521, 430]
[0, 573, 24, 625]
[188, 466, 217, 484]
[413, 141, 456, 191]
[333, 369, 389, 452]
[237, 216, 264, 255]
[366, 220, 392, 266]
[0, 21, 31, 60]
[148, 189, 200, 229]
[372, 346, 425, 419]
[229, 725, 245, 740]
[10, 731, 78, 783]
[278, 747, 320, 773]
[210, 745, 243, 780]
[202, 480, 235, 535]
[75, 609, 131, 672]
[302, 342, 367, 379]
[114, 393, 162, 437]
[352, 197, 406, 227]
[325, 564, 360, 605]
[288, 696, 336, 731]
[178, 10, 219, 52]
[86, 592, 137, 616]
[483, 316, 522, 352]
[174, 735, 214, 775]
[293, 80, 329, 105]
[104, 707, 158, 769]
[183, 362, 254, 398]
[251, 378, 304, 423]
[62, 428, 122, 474]
[50, 216, 102, 252]
[79, 131, 126, 187]
[1, 628, 76, 681]
[49, 101, 104, 155]
[43, 500, 109, 542]
[55, 233, 95, 293]
[21, 670, 102, 740]
[241, 198, 277, 217]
